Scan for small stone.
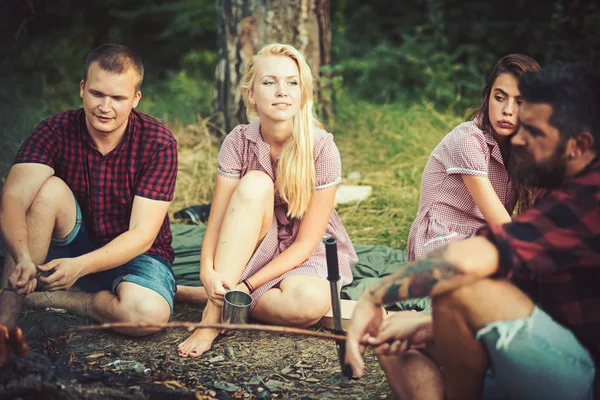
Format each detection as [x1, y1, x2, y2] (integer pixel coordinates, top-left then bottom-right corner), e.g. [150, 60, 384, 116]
[255, 390, 271, 399]
[264, 379, 285, 392]
[346, 171, 362, 181]
[280, 365, 293, 374]
[225, 346, 236, 360]
[213, 380, 240, 392]
[248, 376, 263, 385]
[209, 355, 225, 363]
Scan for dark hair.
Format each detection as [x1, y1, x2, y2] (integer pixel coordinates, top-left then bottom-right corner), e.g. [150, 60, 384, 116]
[519, 63, 600, 153]
[467, 54, 541, 131]
[83, 44, 144, 91]
[467, 54, 542, 215]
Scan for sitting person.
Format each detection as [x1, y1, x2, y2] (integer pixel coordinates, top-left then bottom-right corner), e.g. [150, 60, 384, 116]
[408, 54, 540, 261]
[176, 43, 358, 358]
[346, 63, 599, 400]
[0, 44, 178, 367]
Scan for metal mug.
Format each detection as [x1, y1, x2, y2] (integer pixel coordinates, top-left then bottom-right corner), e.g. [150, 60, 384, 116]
[222, 289, 252, 324]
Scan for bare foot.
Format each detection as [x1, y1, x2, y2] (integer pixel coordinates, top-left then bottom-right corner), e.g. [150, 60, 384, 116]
[175, 286, 208, 305]
[177, 327, 220, 358]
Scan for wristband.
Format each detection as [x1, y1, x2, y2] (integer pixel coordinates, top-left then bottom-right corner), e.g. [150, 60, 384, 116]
[242, 279, 254, 294]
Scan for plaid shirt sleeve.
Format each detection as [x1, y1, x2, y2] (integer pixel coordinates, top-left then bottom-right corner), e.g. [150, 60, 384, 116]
[135, 141, 178, 201]
[14, 120, 58, 167]
[478, 167, 600, 279]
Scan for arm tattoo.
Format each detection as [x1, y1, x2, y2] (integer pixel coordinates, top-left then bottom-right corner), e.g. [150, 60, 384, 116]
[367, 246, 460, 305]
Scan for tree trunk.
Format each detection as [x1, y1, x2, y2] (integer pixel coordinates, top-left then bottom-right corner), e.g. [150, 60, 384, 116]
[214, 0, 331, 135]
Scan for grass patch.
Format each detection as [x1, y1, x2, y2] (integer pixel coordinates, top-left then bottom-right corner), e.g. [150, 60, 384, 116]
[331, 94, 461, 248]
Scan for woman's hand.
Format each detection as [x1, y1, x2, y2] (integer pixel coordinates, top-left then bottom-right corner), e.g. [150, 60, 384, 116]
[201, 268, 235, 307]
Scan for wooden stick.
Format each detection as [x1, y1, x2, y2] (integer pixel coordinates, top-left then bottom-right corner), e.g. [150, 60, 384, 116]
[69, 322, 347, 341]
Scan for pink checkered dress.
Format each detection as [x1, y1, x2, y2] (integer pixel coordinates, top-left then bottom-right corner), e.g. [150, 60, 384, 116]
[217, 122, 357, 308]
[407, 121, 517, 261]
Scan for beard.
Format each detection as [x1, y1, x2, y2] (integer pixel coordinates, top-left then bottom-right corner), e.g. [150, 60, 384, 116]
[513, 142, 568, 188]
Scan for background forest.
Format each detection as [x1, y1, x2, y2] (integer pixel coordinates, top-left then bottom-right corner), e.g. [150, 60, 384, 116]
[1, 0, 599, 247]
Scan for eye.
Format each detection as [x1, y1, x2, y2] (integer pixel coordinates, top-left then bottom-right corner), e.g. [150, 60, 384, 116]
[263, 80, 275, 86]
[494, 95, 504, 102]
[515, 99, 523, 106]
[288, 80, 299, 86]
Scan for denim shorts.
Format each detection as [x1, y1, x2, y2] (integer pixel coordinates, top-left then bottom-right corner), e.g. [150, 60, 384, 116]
[478, 306, 596, 400]
[46, 199, 176, 312]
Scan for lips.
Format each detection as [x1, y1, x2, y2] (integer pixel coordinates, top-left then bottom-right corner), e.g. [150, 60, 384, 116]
[272, 103, 291, 108]
[95, 115, 113, 123]
[497, 120, 514, 129]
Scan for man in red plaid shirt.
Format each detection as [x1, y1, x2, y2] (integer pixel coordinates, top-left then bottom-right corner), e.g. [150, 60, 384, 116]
[0, 44, 178, 366]
[346, 63, 599, 400]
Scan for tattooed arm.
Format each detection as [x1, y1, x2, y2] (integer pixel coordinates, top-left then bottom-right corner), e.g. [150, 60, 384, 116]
[364, 236, 500, 306]
[345, 236, 500, 377]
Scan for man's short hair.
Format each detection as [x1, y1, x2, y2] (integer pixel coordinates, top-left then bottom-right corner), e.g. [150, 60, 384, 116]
[83, 44, 144, 92]
[519, 63, 600, 152]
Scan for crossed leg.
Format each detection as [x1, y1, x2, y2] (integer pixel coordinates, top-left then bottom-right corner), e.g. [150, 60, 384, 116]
[177, 171, 333, 358]
[177, 171, 275, 357]
[13, 177, 171, 336]
[376, 279, 534, 400]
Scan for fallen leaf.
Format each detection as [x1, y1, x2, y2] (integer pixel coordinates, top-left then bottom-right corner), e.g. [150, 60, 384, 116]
[86, 353, 105, 359]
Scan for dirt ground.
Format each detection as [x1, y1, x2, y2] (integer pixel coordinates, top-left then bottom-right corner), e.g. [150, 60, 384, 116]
[1, 303, 393, 399]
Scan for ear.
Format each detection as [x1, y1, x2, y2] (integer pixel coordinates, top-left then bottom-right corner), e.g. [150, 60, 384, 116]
[132, 90, 142, 108]
[79, 80, 85, 98]
[248, 89, 255, 107]
[567, 131, 594, 159]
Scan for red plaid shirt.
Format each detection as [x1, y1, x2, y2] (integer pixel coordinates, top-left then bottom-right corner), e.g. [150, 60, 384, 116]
[14, 109, 177, 263]
[478, 157, 600, 363]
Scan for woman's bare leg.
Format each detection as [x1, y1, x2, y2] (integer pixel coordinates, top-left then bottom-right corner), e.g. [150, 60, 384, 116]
[177, 172, 274, 358]
[252, 275, 331, 328]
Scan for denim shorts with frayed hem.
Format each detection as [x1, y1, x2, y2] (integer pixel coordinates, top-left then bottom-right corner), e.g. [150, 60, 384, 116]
[45, 199, 176, 312]
[479, 306, 596, 400]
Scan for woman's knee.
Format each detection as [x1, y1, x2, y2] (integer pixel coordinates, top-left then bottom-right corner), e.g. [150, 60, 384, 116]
[235, 171, 274, 203]
[282, 283, 330, 326]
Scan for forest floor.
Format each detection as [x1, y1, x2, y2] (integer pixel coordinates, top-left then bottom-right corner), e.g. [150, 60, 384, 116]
[1, 303, 392, 399]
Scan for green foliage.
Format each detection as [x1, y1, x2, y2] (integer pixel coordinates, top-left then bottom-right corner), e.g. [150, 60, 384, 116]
[140, 70, 214, 124]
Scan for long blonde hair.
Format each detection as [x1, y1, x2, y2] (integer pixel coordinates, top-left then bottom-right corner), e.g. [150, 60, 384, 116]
[239, 43, 318, 219]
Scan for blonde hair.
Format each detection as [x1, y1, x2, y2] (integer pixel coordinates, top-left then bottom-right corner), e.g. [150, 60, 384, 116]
[239, 43, 319, 219]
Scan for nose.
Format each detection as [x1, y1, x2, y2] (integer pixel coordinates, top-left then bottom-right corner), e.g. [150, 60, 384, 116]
[503, 100, 516, 116]
[275, 83, 287, 97]
[511, 125, 526, 147]
[99, 97, 111, 112]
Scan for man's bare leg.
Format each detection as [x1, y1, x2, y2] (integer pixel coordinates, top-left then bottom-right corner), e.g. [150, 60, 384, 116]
[0, 177, 77, 329]
[432, 279, 534, 400]
[177, 172, 274, 358]
[25, 282, 170, 336]
[377, 349, 443, 400]
[175, 285, 208, 305]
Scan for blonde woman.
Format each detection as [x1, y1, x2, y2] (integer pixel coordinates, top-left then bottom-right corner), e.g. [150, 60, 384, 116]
[177, 43, 358, 358]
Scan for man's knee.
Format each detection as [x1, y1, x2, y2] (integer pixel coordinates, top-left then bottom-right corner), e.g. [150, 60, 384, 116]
[117, 292, 171, 325]
[29, 177, 73, 214]
[433, 279, 534, 329]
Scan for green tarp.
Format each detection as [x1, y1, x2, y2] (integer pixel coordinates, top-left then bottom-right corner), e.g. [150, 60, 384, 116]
[171, 224, 430, 311]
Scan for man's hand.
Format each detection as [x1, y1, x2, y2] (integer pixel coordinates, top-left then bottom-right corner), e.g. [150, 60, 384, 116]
[368, 311, 433, 356]
[37, 258, 84, 291]
[344, 294, 384, 378]
[8, 259, 38, 295]
[201, 268, 235, 308]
